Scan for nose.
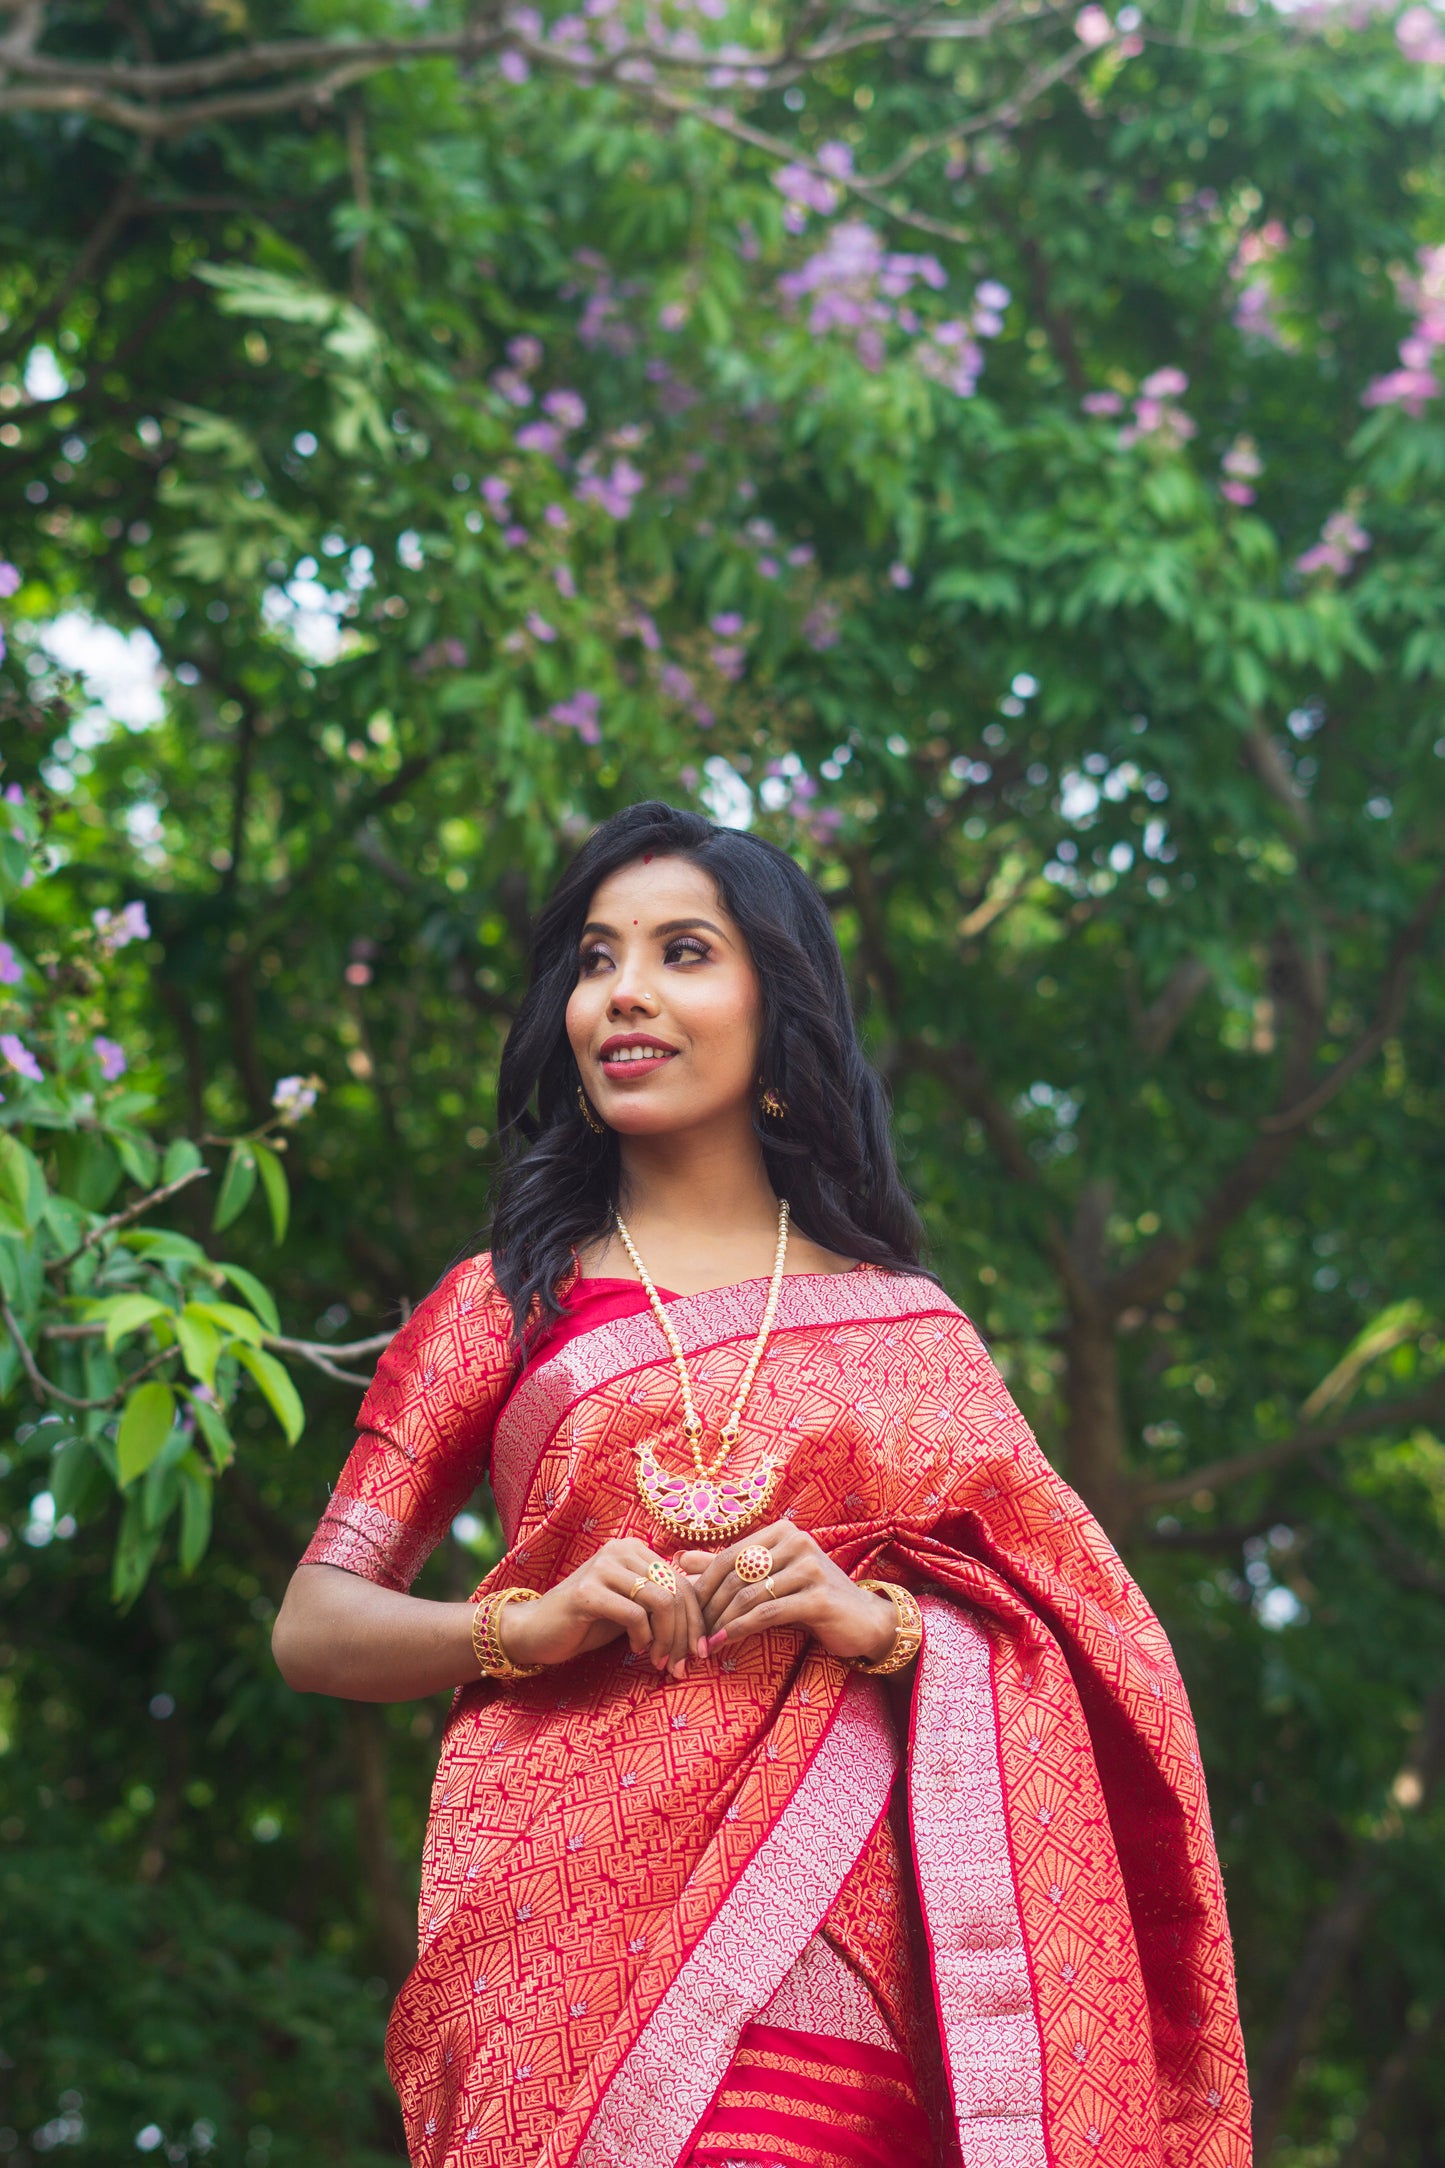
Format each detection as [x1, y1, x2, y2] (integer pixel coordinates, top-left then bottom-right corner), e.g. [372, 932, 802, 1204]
[607, 957, 661, 1018]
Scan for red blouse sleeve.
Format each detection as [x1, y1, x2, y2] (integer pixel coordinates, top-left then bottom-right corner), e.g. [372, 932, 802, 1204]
[299, 1252, 518, 1592]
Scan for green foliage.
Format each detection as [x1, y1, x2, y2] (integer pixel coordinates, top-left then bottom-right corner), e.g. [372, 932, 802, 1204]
[2, 0, 1445, 2158]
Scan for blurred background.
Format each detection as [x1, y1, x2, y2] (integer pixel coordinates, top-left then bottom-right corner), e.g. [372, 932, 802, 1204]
[2, 0, 1444, 2160]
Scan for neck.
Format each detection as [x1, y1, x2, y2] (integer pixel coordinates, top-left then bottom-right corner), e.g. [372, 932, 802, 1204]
[615, 1107, 780, 1255]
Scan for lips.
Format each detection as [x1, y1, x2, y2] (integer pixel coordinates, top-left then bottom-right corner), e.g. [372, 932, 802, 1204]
[598, 1032, 679, 1080]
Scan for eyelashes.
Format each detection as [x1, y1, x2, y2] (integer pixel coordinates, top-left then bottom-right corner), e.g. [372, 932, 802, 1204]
[578, 936, 710, 975]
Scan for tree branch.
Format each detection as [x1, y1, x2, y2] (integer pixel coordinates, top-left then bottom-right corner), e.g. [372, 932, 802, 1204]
[1136, 1380, 1445, 1506]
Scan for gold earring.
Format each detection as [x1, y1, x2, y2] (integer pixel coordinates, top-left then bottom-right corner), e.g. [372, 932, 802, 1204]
[577, 1085, 605, 1136]
[760, 1087, 786, 1119]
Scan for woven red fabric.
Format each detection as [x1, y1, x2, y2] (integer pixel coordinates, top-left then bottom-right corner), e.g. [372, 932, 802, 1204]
[300, 1253, 1251, 2168]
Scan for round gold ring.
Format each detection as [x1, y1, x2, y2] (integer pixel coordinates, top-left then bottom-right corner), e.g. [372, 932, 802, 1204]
[734, 1544, 773, 1586]
[627, 1575, 648, 1603]
[646, 1559, 677, 1595]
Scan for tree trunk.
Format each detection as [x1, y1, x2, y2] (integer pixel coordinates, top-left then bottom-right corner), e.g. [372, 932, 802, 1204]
[344, 1703, 418, 1990]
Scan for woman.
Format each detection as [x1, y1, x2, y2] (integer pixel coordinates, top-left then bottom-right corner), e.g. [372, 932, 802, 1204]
[274, 801, 1251, 2168]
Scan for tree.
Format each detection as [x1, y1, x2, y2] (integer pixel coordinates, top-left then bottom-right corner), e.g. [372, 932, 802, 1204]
[2, 0, 1444, 2158]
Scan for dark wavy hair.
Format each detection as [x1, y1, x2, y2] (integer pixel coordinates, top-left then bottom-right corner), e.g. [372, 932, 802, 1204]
[486, 801, 932, 1346]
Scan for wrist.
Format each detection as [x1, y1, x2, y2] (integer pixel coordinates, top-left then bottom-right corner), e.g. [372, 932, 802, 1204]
[858, 1587, 899, 1664]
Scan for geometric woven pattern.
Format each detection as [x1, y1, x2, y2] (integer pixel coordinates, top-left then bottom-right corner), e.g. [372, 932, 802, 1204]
[301, 1254, 1252, 2168]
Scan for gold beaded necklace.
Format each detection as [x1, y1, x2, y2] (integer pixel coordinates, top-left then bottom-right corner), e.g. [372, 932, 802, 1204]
[615, 1199, 790, 1543]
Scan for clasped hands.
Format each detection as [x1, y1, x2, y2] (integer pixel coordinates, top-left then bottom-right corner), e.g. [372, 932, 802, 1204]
[498, 1525, 898, 1680]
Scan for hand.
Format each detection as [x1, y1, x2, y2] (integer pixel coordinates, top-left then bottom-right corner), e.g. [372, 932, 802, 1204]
[677, 1525, 898, 1665]
[500, 1538, 706, 1680]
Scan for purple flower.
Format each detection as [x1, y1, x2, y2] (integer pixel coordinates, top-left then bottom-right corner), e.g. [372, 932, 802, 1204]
[0, 562, 20, 599]
[502, 524, 530, 547]
[773, 164, 842, 218]
[498, 48, 531, 82]
[1082, 390, 1125, 416]
[480, 475, 512, 513]
[1398, 4, 1445, 61]
[658, 301, 688, 331]
[817, 140, 854, 180]
[659, 663, 696, 703]
[492, 367, 534, 408]
[1220, 480, 1255, 507]
[787, 544, 815, 567]
[93, 1035, 127, 1080]
[542, 388, 587, 431]
[553, 563, 577, 598]
[575, 457, 644, 519]
[710, 643, 746, 681]
[0, 941, 21, 985]
[709, 612, 746, 636]
[516, 420, 563, 457]
[507, 335, 544, 371]
[525, 610, 557, 642]
[757, 556, 780, 579]
[1075, 4, 1113, 44]
[628, 611, 660, 651]
[549, 690, 601, 744]
[803, 601, 840, 651]
[1140, 365, 1189, 400]
[889, 561, 913, 590]
[273, 1073, 320, 1123]
[0, 1033, 42, 1082]
[544, 504, 571, 530]
[93, 900, 150, 954]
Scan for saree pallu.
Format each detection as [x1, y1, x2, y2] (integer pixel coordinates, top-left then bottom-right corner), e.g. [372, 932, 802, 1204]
[302, 1256, 1251, 2168]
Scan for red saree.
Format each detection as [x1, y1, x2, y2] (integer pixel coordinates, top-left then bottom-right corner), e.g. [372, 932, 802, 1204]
[301, 1254, 1251, 2168]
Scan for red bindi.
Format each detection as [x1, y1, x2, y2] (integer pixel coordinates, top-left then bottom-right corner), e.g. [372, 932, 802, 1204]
[643, 852, 653, 863]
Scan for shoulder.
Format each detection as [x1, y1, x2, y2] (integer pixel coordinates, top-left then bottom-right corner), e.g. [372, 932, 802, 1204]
[851, 1263, 963, 1319]
[363, 1253, 516, 1395]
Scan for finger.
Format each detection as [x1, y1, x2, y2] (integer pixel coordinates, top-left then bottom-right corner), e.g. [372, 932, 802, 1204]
[706, 1563, 805, 1640]
[613, 1575, 673, 1663]
[589, 1588, 658, 1653]
[700, 1551, 800, 1633]
[676, 1573, 707, 1661]
[711, 1591, 810, 1648]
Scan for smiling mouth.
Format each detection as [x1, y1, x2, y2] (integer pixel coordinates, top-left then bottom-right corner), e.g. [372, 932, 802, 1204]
[598, 1044, 678, 1076]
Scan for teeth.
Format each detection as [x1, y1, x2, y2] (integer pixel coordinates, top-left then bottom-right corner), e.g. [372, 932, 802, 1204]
[608, 1046, 672, 1062]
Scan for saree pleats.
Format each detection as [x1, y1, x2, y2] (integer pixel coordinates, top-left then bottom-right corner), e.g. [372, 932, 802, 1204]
[686, 2024, 932, 2168]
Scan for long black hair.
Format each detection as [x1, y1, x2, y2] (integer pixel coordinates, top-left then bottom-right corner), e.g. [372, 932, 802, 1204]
[487, 801, 932, 1345]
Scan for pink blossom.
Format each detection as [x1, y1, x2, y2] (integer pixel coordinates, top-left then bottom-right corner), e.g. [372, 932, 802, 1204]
[1296, 509, 1371, 579]
[817, 141, 854, 181]
[502, 524, 530, 547]
[758, 556, 780, 578]
[627, 610, 661, 651]
[544, 504, 570, 530]
[480, 475, 512, 513]
[507, 335, 544, 371]
[659, 663, 696, 703]
[525, 610, 557, 642]
[1, 1033, 42, 1082]
[1397, 5, 1445, 61]
[711, 643, 746, 681]
[1220, 480, 1255, 506]
[549, 690, 601, 743]
[1222, 434, 1262, 481]
[787, 544, 815, 567]
[976, 280, 1011, 312]
[1361, 242, 1445, 412]
[516, 420, 563, 456]
[1362, 366, 1440, 413]
[345, 961, 372, 986]
[773, 164, 842, 218]
[554, 563, 577, 598]
[803, 601, 841, 651]
[658, 301, 688, 331]
[0, 561, 20, 599]
[498, 48, 531, 82]
[1075, 4, 1114, 44]
[0, 941, 20, 985]
[93, 901, 150, 953]
[1140, 366, 1189, 399]
[710, 612, 746, 636]
[542, 388, 587, 430]
[1082, 390, 1125, 416]
[492, 368, 534, 407]
[889, 562, 913, 589]
[93, 1035, 128, 1081]
[575, 457, 644, 518]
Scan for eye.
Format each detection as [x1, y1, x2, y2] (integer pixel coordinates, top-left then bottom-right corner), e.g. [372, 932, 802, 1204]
[578, 942, 614, 976]
[665, 936, 710, 964]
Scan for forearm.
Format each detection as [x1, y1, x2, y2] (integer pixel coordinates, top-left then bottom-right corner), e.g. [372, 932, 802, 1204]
[273, 1562, 479, 1701]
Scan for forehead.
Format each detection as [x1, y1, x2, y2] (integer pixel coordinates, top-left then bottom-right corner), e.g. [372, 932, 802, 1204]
[584, 853, 733, 927]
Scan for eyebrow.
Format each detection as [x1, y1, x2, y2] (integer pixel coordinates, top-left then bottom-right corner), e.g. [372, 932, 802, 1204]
[579, 916, 730, 941]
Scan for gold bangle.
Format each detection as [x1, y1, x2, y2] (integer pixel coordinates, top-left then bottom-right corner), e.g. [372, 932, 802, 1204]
[851, 1580, 923, 1677]
[471, 1587, 543, 1680]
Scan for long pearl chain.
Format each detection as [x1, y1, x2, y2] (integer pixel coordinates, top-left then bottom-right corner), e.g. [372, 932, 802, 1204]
[613, 1199, 790, 1480]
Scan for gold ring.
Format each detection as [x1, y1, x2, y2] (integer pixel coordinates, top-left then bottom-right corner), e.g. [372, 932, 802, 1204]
[647, 1559, 677, 1595]
[627, 1576, 647, 1602]
[735, 1544, 773, 1585]
[764, 1575, 777, 1601]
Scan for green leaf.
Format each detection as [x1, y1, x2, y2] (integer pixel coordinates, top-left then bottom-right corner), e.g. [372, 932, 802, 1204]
[112, 1131, 160, 1190]
[162, 1138, 204, 1184]
[142, 1429, 188, 1531]
[0, 1134, 40, 1235]
[214, 1262, 281, 1334]
[121, 1229, 209, 1266]
[252, 1140, 289, 1244]
[116, 1380, 177, 1486]
[85, 1292, 172, 1351]
[213, 1144, 257, 1232]
[188, 1392, 236, 1473]
[179, 1456, 214, 1574]
[233, 1344, 304, 1444]
[186, 1299, 264, 1347]
[111, 1491, 164, 1610]
[175, 1305, 223, 1389]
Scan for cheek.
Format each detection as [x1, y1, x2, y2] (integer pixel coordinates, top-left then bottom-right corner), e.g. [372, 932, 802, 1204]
[564, 984, 594, 1056]
[675, 973, 762, 1066]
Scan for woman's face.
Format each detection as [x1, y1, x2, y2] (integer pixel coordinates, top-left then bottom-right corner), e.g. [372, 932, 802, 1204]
[564, 854, 764, 1136]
